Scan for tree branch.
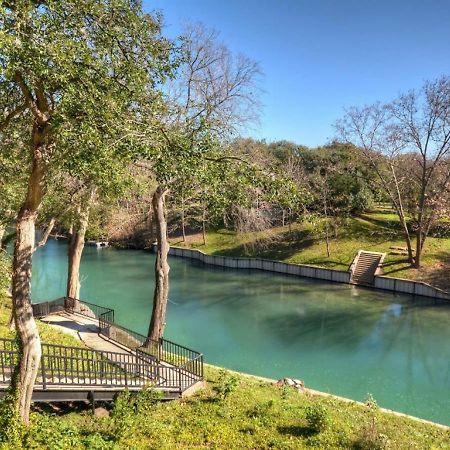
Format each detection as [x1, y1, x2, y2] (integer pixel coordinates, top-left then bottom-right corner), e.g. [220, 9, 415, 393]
[0, 103, 27, 131]
[33, 217, 56, 253]
[14, 72, 48, 124]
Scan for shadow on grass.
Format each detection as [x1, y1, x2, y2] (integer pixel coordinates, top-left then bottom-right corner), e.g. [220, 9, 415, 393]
[301, 258, 349, 269]
[413, 251, 450, 291]
[357, 214, 402, 231]
[32, 401, 98, 416]
[277, 425, 317, 437]
[210, 229, 316, 261]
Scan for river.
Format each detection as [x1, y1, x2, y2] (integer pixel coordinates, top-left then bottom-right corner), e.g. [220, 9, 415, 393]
[32, 239, 450, 425]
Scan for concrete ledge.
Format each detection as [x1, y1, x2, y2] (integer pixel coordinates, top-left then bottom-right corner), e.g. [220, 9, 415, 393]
[152, 244, 450, 301]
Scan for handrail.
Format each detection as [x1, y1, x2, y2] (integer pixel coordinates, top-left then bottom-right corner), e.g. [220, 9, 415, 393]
[28, 297, 204, 393]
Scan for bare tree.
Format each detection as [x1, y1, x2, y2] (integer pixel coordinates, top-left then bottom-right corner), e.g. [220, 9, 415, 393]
[147, 23, 261, 341]
[337, 76, 450, 268]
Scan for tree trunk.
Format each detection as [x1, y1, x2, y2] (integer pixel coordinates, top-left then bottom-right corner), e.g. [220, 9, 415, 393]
[323, 187, 330, 257]
[390, 164, 415, 264]
[11, 122, 47, 424]
[0, 224, 5, 247]
[288, 208, 292, 233]
[12, 213, 42, 425]
[181, 197, 186, 243]
[325, 220, 330, 258]
[202, 210, 206, 246]
[414, 230, 422, 269]
[66, 194, 93, 301]
[148, 208, 155, 245]
[67, 216, 88, 300]
[147, 186, 170, 342]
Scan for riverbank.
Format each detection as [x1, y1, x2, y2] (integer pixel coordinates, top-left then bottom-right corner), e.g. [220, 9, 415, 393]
[166, 212, 450, 292]
[1, 282, 449, 448]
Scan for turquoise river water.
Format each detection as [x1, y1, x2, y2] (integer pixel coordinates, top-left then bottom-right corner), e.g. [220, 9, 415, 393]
[31, 239, 450, 425]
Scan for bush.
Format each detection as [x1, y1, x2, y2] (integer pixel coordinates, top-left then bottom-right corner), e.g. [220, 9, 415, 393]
[247, 400, 274, 421]
[305, 403, 330, 432]
[135, 388, 163, 415]
[0, 384, 24, 448]
[111, 390, 135, 441]
[353, 394, 389, 450]
[213, 369, 239, 401]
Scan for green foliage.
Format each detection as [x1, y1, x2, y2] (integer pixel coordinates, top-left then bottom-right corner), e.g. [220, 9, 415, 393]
[305, 403, 331, 432]
[0, 253, 10, 294]
[353, 394, 390, 450]
[111, 390, 135, 441]
[135, 387, 163, 415]
[247, 399, 275, 425]
[213, 369, 240, 401]
[0, 387, 24, 447]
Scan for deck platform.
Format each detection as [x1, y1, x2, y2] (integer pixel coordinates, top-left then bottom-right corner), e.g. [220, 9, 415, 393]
[0, 298, 204, 403]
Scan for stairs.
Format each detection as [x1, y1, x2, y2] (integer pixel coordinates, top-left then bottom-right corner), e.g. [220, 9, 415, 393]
[350, 251, 385, 286]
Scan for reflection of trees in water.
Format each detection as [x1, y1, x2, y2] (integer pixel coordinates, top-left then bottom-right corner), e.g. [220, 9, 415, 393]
[264, 297, 450, 390]
[262, 298, 387, 351]
[369, 302, 450, 388]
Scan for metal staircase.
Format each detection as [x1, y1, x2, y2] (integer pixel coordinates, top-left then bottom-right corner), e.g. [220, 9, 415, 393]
[350, 251, 385, 286]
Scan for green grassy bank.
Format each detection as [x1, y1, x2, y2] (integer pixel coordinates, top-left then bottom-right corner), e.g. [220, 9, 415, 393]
[172, 211, 450, 291]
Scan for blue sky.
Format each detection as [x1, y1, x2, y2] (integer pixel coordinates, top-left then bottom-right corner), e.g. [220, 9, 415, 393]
[145, 0, 450, 147]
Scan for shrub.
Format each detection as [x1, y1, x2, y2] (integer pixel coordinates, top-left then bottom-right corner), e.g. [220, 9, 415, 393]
[111, 390, 135, 441]
[305, 403, 330, 432]
[214, 369, 239, 401]
[353, 394, 389, 450]
[135, 388, 163, 415]
[0, 386, 24, 448]
[247, 400, 274, 420]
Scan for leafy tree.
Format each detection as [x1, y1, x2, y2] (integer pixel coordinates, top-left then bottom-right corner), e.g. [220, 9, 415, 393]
[0, 0, 172, 423]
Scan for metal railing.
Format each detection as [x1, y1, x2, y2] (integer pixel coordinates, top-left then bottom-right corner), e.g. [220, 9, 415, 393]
[28, 297, 203, 393]
[0, 338, 158, 389]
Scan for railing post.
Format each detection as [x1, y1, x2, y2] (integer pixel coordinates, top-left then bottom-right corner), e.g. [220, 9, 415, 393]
[41, 352, 47, 389]
[178, 366, 182, 392]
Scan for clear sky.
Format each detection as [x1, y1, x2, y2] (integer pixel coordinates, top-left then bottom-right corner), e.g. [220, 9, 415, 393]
[144, 0, 450, 147]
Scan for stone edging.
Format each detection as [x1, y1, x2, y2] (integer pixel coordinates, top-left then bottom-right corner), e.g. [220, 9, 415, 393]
[154, 244, 450, 301]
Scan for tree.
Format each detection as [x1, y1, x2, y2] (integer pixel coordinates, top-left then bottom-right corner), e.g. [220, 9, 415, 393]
[0, 0, 172, 423]
[337, 76, 450, 267]
[143, 23, 261, 342]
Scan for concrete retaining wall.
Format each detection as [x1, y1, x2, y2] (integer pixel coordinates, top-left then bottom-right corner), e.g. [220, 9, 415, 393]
[156, 245, 450, 301]
[159, 244, 350, 285]
[374, 276, 449, 300]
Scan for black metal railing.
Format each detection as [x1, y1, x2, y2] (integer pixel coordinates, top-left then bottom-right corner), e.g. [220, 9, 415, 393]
[0, 338, 159, 390]
[101, 320, 203, 382]
[31, 297, 66, 318]
[102, 320, 147, 349]
[27, 297, 203, 393]
[65, 297, 115, 325]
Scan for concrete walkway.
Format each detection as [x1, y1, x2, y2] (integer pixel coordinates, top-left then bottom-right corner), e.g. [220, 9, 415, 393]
[42, 313, 131, 355]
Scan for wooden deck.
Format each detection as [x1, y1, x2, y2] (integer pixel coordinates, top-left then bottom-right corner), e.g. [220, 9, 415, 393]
[0, 299, 204, 402]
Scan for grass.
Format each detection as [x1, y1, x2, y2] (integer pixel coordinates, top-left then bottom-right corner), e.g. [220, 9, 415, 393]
[171, 210, 450, 290]
[3, 366, 449, 449]
[0, 254, 449, 448]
